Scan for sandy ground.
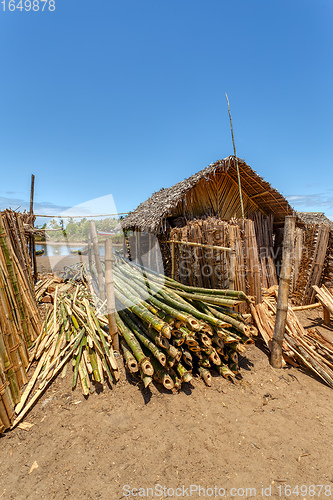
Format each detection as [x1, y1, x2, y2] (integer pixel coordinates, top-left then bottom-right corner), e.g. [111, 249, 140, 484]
[0, 261, 332, 500]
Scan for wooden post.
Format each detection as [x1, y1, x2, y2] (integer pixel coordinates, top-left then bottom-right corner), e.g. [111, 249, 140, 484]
[29, 174, 35, 215]
[122, 230, 127, 258]
[105, 238, 119, 351]
[323, 306, 330, 326]
[229, 245, 236, 290]
[89, 221, 105, 301]
[171, 240, 176, 280]
[87, 232, 93, 272]
[29, 174, 37, 281]
[148, 233, 152, 269]
[270, 215, 296, 368]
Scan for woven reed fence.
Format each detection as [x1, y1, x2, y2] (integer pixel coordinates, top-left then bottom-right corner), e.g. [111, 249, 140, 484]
[0, 210, 41, 432]
[168, 216, 279, 305]
[291, 223, 331, 306]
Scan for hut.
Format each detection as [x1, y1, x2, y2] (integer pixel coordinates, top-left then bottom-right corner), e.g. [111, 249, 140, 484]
[122, 156, 293, 235]
[121, 156, 333, 305]
[121, 156, 295, 302]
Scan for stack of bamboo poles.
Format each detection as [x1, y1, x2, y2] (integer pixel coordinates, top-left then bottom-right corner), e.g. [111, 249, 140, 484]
[13, 280, 119, 427]
[252, 287, 333, 389]
[0, 212, 41, 432]
[11, 255, 255, 426]
[169, 217, 263, 304]
[98, 255, 255, 390]
[292, 224, 330, 305]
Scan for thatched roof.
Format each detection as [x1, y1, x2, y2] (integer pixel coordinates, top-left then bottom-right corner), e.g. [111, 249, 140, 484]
[297, 212, 333, 230]
[122, 156, 294, 233]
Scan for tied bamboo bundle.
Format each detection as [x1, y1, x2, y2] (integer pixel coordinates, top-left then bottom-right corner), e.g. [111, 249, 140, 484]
[0, 211, 41, 431]
[253, 287, 333, 389]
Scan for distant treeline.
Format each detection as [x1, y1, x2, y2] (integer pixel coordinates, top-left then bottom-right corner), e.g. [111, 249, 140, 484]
[36, 217, 123, 242]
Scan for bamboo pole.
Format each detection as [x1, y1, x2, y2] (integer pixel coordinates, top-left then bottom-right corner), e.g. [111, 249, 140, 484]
[292, 303, 322, 312]
[271, 215, 296, 368]
[89, 221, 105, 301]
[105, 238, 119, 351]
[225, 93, 244, 219]
[171, 240, 176, 280]
[229, 244, 236, 291]
[29, 174, 37, 281]
[168, 240, 231, 252]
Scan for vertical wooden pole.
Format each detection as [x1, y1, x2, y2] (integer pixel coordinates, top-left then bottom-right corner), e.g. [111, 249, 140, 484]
[171, 240, 176, 280]
[225, 93, 244, 219]
[87, 232, 93, 272]
[29, 174, 37, 281]
[29, 174, 35, 215]
[229, 246, 236, 290]
[323, 306, 330, 326]
[148, 233, 152, 269]
[122, 230, 126, 258]
[270, 215, 296, 368]
[105, 238, 119, 351]
[89, 221, 105, 301]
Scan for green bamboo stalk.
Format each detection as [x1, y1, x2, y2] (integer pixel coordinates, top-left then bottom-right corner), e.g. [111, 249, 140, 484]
[140, 367, 152, 388]
[145, 351, 174, 390]
[120, 338, 139, 372]
[115, 286, 172, 339]
[119, 310, 166, 366]
[198, 366, 212, 387]
[176, 362, 192, 383]
[115, 313, 153, 376]
[114, 271, 196, 331]
[216, 364, 236, 379]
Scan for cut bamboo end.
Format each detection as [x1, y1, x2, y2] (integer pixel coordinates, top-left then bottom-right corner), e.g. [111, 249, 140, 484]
[140, 358, 154, 377]
[161, 374, 174, 390]
[186, 317, 201, 331]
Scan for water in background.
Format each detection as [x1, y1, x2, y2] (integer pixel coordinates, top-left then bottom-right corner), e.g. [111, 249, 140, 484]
[35, 243, 105, 257]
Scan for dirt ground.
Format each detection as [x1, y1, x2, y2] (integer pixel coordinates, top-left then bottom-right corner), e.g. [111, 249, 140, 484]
[0, 257, 332, 500]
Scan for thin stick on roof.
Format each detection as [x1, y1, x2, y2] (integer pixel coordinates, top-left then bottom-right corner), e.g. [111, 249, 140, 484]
[225, 93, 244, 219]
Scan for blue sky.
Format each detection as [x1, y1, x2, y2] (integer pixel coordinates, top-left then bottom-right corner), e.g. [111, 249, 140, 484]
[0, 0, 332, 221]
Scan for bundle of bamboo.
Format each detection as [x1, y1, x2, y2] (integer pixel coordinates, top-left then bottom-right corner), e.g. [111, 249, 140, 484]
[0, 212, 41, 431]
[99, 255, 254, 389]
[13, 281, 119, 426]
[11, 257, 254, 427]
[253, 287, 333, 389]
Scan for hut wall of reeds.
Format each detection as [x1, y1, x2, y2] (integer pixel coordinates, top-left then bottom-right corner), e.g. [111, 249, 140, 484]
[291, 213, 333, 305]
[0, 210, 41, 432]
